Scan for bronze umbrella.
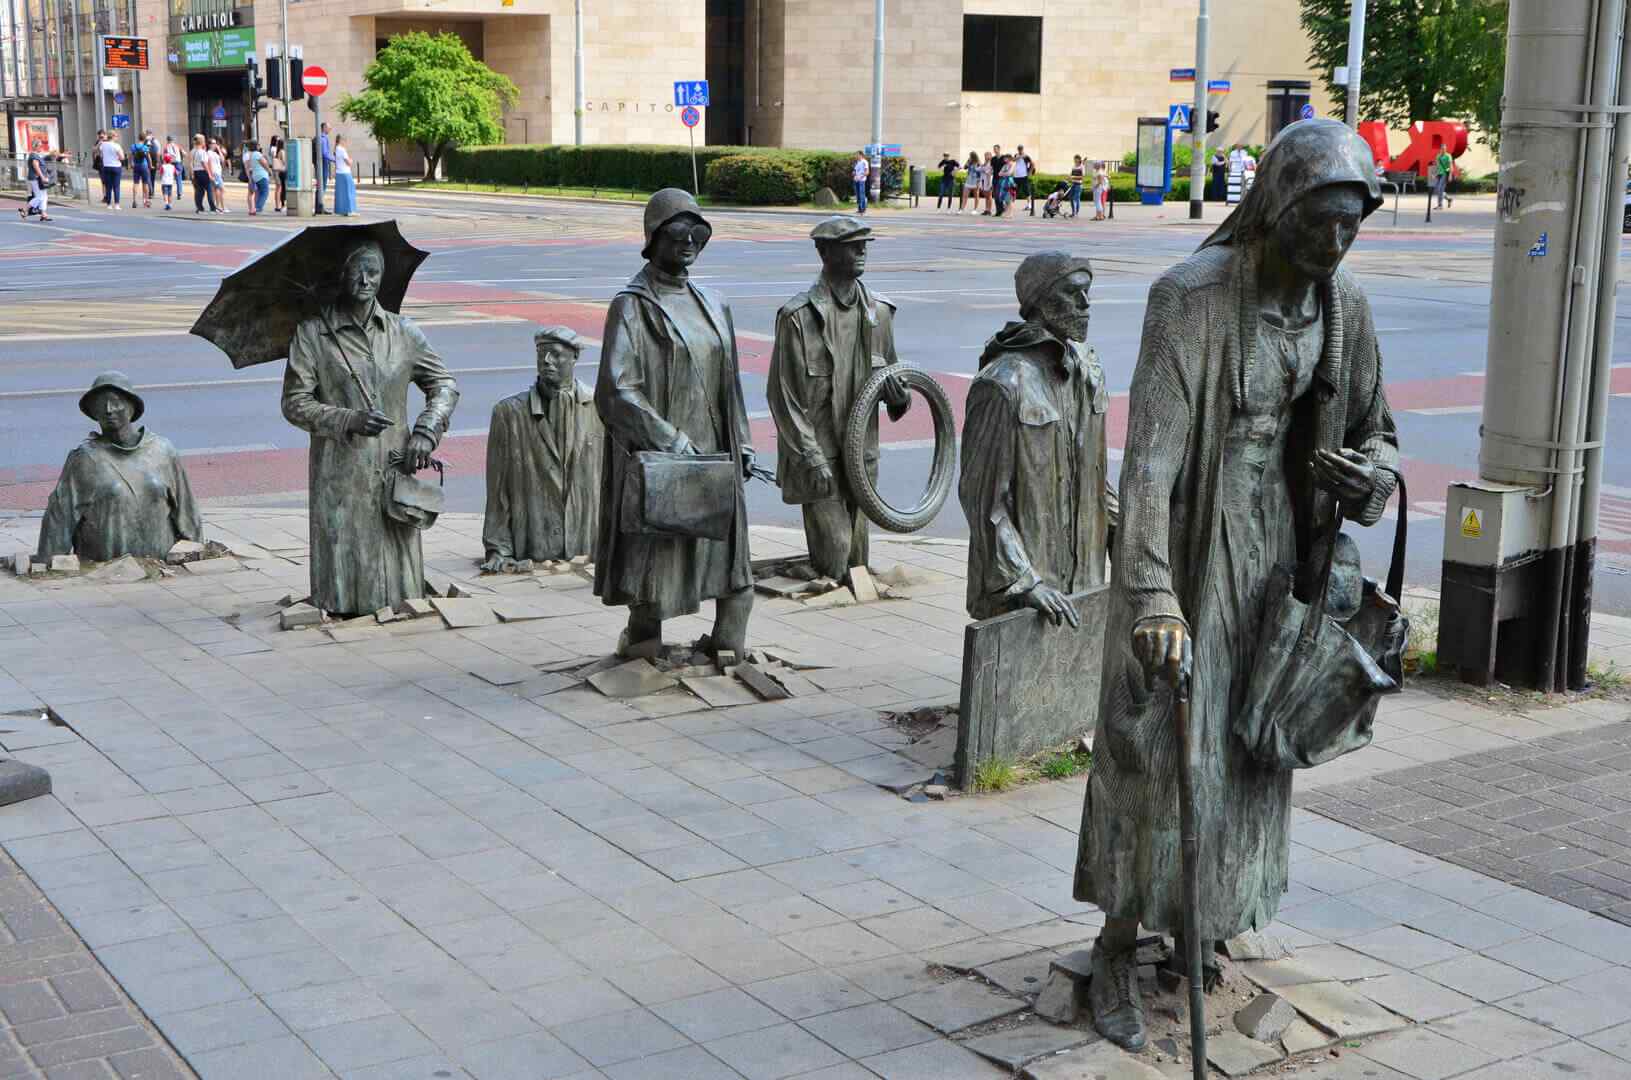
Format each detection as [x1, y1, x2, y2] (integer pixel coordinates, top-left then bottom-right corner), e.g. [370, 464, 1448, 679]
[189, 220, 429, 369]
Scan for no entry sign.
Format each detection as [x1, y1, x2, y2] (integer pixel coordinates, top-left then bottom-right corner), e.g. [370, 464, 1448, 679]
[302, 65, 329, 96]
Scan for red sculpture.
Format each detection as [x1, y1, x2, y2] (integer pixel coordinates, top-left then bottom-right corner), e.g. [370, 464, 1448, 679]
[1359, 120, 1469, 178]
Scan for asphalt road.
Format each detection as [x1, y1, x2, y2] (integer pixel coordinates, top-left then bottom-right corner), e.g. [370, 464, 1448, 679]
[3, 185, 1630, 612]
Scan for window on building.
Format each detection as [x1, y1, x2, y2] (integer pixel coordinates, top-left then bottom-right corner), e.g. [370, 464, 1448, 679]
[961, 15, 1042, 94]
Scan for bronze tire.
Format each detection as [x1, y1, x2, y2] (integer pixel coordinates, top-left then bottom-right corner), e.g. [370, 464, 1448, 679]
[843, 364, 955, 533]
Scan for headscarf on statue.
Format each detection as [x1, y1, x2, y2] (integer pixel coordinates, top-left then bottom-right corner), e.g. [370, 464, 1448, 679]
[1200, 118, 1384, 251]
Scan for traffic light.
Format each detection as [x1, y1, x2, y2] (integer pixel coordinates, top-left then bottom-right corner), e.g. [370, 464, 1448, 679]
[307, 93, 319, 113]
[1206, 110, 1221, 134]
[266, 57, 282, 99]
[290, 58, 305, 100]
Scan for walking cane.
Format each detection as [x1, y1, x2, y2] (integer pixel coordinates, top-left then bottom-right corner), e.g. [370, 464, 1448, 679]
[1170, 654, 1206, 1080]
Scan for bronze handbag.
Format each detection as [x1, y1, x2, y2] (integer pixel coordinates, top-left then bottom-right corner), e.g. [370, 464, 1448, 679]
[384, 453, 445, 531]
[618, 446, 737, 541]
[1234, 469, 1410, 770]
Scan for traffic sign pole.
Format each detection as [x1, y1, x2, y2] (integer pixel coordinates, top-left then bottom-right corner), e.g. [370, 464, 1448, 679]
[681, 105, 701, 192]
[1190, 0, 1210, 221]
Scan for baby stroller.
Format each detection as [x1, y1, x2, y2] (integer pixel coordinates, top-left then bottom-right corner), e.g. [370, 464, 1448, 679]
[1041, 182, 1068, 219]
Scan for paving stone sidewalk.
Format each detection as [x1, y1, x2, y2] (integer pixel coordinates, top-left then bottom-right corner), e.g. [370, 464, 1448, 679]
[0, 509, 1626, 1079]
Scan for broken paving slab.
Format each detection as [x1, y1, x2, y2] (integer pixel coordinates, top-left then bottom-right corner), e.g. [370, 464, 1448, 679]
[182, 555, 241, 575]
[1206, 1031, 1285, 1076]
[681, 675, 761, 708]
[755, 575, 820, 598]
[430, 597, 499, 629]
[963, 1020, 1096, 1070]
[735, 662, 791, 701]
[1222, 930, 1291, 962]
[1235, 992, 1297, 1042]
[1279, 1018, 1329, 1055]
[1276, 980, 1408, 1040]
[849, 565, 881, 603]
[48, 554, 79, 573]
[975, 951, 1055, 997]
[1023, 1041, 1167, 1080]
[0, 758, 51, 806]
[281, 603, 324, 630]
[86, 555, 149, 584]
[398, 597, 436, 618]
[587, 658, 679, 699]
[894, 977, 1027, 1034]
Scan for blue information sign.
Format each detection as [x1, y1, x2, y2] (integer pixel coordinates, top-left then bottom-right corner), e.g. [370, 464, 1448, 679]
[113, 92, 126, 104]
[212, 105, 226, 120]
[680, 105, 700, 128]
[1168, 103, 1192, 132]
[1207, 79, 1231, 93]
[111, 113, 131, 129]
[1169, 67, 1195, 82]
[673, 80, 710, 107]
[1299, 102, 1316, 120]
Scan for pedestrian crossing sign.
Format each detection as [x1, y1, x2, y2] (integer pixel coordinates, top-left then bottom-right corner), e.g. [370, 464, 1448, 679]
[1460, 508, 1482, 539]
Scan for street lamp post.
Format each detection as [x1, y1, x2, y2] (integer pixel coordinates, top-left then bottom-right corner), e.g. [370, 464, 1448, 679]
[573, 0, 583, 145]
[1344, 0, 1367, 127]
[868, 0, 882, 204]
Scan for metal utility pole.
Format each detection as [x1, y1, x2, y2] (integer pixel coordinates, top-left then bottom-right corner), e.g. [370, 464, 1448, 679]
[573, 0, 583, 144]
[89, 0, 103, 133]
[868, 0, 883, 204]
[1188, 0, 1208, 219]
[66, 0, 81, 156]
[6, 0, 21, 99]
[1344, 0, 1367, 127]
[126, 0, 139, 136]
[1438, 0, 1629, 691]
[280, 0, 289, 132]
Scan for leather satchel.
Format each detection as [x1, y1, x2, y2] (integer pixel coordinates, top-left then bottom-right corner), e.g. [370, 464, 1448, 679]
[619, 447, 736, 541]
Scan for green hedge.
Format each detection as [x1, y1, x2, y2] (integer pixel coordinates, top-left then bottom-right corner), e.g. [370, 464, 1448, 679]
[705, 154, 807, 205]
[445, 143, 894, 205]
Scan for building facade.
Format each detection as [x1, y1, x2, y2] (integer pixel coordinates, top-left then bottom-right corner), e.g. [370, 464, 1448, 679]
[3, 0, 1432, 178]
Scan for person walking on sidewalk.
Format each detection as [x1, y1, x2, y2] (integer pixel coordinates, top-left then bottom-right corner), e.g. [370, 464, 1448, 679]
[316, 122, 335, 215]
[246, 142, 271, 215]
[1092, 161, 1110, 221]
[190, 134, 215, 213]
[1014, 145, 1036, 215]
[98, 133, 124, 209]
[1432, 140, 1454, 209]
[128, 132, 151, 208]
[851, 150, 870, 214]
[270, 136, 288, 211]
[208, 140, 227, 212]
[936, 152, 960, 212]
[333, 136, 357, 216]
[978, 152, 995, 214]
[959, 151, 980, 214]
[19, 146, 53, 221]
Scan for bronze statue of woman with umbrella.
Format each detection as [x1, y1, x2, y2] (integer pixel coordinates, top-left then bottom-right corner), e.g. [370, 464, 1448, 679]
[191, 222, 459, 616]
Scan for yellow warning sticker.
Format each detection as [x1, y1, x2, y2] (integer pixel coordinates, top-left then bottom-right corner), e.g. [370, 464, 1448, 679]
[1460, 509, 1482, 539]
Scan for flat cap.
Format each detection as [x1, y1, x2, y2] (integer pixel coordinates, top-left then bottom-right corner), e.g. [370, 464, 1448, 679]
[810, 215, 872, 243]
[533, 325, 584, 352]
[1015, 252, 1093, 314]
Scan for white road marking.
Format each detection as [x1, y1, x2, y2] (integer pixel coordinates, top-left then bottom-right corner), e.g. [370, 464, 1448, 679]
[1405, 405, 1483, 416]
[180, 443, 277, 456]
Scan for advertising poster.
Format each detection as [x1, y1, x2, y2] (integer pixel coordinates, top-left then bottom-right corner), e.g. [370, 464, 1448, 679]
[12, 116, 61, 154]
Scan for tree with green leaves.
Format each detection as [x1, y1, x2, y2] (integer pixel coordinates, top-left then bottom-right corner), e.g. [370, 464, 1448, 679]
[338, 31, 518, 179]
[1299, 1, 1507, 145]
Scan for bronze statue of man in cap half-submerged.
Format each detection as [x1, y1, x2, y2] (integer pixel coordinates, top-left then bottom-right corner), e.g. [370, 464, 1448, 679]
[482, 325, 603, 572]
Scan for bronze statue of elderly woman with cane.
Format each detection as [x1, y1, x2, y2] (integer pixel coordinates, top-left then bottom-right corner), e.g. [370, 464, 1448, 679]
[1076, 118, 1402, 1054]
[594, 189, 757, 658]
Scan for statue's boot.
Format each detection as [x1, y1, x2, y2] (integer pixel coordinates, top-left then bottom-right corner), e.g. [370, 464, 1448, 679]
[1089, 937, 1147, 1051]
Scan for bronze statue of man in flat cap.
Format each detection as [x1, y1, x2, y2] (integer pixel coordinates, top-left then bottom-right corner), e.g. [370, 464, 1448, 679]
[959, 252, 1116, 625]
[482, 326, 603, 573]
[768, 214, 911, 582]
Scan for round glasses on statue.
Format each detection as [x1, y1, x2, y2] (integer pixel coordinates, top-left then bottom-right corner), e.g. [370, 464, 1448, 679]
[660, 221, 711, 246]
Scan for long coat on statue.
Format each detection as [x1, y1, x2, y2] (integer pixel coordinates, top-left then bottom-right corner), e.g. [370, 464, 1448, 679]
[1075, 119, 1399, 941]
[482, 381, 602, 563]
[281, 303, 458, 616]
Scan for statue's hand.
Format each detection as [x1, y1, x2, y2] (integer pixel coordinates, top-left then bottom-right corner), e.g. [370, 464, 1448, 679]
[405, 433, 435, 472]
[1132, 618, 1191, 693]
[669, 432, 698, 456]
[350, 408, 392, 437]
[881, 369, 912, 418]
[1312, 448, 1377, 516]
[1024, 582, 1079, 628]
[810, 463, 837, 499]
[740, 447, 756, 480]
